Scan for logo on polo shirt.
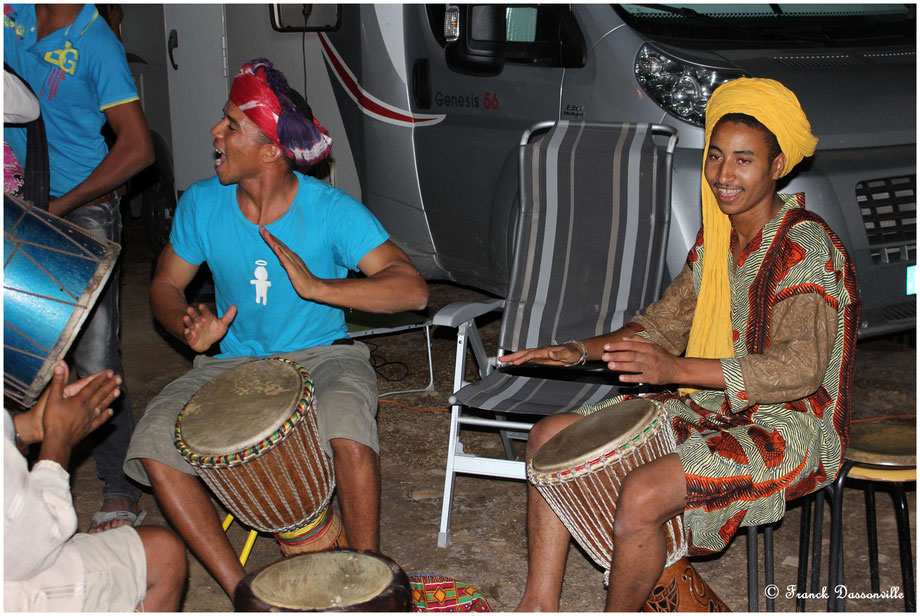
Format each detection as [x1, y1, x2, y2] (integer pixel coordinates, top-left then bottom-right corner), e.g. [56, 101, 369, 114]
[3, 6, 25, 41]
[44, 41, 79, 75]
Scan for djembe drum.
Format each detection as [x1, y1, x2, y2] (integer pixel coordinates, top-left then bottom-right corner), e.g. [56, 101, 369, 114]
[528, 397, 727, 612]
[3, 193, 119, 406]
[234, 550, 411, 612]
[175, 357, 347, 555]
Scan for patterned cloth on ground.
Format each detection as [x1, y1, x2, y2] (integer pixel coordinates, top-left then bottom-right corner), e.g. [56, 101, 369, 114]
[409, 575, 491, 612]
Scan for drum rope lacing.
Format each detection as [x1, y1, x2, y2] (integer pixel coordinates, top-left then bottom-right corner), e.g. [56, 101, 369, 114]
[528, 407, 678, 484]
[175, 357, 336, 533]
[529, 402, 687, 579]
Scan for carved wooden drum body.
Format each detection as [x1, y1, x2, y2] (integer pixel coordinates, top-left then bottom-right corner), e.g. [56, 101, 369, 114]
[175, 357, 335, 534]
[527, 398, 688, 572]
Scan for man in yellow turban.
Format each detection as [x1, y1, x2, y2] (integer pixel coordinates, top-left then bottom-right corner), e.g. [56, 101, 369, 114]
[507, 78, 860, 611]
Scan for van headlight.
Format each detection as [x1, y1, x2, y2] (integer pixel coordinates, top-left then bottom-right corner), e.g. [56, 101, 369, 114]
[635, 44, 747, 127]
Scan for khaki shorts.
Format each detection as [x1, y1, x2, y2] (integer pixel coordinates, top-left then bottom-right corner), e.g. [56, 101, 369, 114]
[124, 343, 378, 486]
[72, 526, 147, 612]
[4, 527, 145, 612]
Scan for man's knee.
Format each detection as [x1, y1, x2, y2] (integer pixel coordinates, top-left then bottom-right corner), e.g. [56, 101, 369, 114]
[527, 413, 581, 459]
[135, 526, 187, 584]
[141, 458, 191, 489]
[612, 471, 669, 540]
[329, 438, 379, 467]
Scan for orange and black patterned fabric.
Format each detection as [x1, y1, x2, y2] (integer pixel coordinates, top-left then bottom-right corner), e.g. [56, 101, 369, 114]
[579, 193, 859, 555]
[409, 574, 492, 612]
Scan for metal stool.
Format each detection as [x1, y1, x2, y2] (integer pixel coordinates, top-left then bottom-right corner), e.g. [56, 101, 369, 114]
[746, 493, 817, 612]
[827, 416, 916, 611]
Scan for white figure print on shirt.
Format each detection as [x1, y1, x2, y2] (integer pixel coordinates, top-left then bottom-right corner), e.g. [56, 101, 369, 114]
[250, 259, 271, 305]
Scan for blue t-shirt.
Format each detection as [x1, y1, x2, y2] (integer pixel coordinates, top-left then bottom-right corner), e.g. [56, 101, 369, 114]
[3, 4, 139, 196]
[171, 172, 390, 358]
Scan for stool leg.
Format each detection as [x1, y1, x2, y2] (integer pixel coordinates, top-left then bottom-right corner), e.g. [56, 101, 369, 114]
[239, 529, 258, 566]
[828, 461, 854, 611]
[893, 483, 915, 611]
[811, 489, 825, 594]
[764, 524, 775, 612]
[748, 525, 759, 612]
[222, 513, 234, 531]
[796, 494, 813, 612]
[865, 484, 880, 593]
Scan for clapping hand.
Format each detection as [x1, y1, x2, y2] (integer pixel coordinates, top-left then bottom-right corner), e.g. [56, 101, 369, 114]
[22, 362, 121, 451]
[183, 303, 237, 352]
[260, 226, 322, 301]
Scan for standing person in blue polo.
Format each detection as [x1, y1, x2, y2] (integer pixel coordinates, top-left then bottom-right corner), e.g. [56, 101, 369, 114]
[123, 58, 429, 601]
[4, 4, 154, 532]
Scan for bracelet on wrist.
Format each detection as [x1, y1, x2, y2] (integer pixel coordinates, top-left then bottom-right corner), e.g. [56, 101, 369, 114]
[563, 339, 588, 367]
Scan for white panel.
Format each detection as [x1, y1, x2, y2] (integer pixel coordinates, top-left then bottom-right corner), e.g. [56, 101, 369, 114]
[164, 5, 229, 191]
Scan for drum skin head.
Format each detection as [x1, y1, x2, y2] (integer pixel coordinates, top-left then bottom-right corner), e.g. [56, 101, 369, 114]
[532, 398, 657, 472]
[180, 359, 303, 455]
[235, 551, 411, 612]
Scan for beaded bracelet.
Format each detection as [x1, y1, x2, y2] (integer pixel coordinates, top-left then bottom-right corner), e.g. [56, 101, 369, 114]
[563, 339, 588, 367]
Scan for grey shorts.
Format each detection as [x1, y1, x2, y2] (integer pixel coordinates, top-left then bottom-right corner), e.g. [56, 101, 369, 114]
[124, 343, 378, 486]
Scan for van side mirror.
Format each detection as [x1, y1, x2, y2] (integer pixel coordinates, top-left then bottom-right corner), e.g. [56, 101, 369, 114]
[443, 5, 586, 75]
[445, 5, 505, 77]
[269, 4, 340, 32]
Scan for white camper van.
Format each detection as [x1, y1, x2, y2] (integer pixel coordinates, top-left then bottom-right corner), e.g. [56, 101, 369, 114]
[121, 4, 916, 338]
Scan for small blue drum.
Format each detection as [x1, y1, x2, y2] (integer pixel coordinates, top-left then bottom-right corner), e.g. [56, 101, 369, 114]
[3, 194, 120, 406]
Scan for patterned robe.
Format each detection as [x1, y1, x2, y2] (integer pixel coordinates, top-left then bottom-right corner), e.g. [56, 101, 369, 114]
[578, 194, 860, 554]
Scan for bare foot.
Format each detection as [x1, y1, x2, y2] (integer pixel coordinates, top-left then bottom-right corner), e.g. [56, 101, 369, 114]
[87, 497, 143, 534]
[516, 594, 555, 612]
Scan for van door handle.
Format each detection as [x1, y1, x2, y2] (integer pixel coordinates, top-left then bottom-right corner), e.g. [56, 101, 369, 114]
[167, 29, 179, 70]
[413, 59, 431, 109]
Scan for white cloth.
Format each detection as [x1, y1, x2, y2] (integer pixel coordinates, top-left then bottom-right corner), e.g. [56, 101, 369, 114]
[3, 412, 146, 611]
[3, 70, 40, 124]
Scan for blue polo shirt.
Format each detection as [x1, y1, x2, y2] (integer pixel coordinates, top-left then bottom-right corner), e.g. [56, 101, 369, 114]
[3, 4, 139, 196]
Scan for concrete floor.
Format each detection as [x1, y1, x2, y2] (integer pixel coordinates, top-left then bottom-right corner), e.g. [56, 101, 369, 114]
[63, 212, 915, 612]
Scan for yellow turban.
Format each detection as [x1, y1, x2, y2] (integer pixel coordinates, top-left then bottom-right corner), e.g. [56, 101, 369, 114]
[684, 78, 818, 372]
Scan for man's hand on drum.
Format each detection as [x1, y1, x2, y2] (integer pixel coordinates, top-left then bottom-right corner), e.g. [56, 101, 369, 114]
[498, 342, 584, 367]
[260, 226, 322, 301]
[602, 336, 680, 384]
[183, 303, 238, 352]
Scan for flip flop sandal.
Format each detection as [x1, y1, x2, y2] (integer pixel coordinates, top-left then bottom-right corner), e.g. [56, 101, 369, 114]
[89, 508, 147, 532]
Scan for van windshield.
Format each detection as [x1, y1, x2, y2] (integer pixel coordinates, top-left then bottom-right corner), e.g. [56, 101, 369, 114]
[614, 4, 916, 49]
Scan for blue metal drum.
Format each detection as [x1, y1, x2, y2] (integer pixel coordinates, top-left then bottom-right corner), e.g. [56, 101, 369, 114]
[3, 194, 120, 406]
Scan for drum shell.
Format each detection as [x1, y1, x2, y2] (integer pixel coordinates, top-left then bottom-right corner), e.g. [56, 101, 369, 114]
[234, 550, 411, 612]
[185, 399, 334, 534]
[527, 400, 688, 571]
[3, 194, 119, 406]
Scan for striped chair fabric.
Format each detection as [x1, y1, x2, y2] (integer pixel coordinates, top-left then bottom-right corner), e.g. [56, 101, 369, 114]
[436, 120, 677, 547]
[453, 121, 675, 415]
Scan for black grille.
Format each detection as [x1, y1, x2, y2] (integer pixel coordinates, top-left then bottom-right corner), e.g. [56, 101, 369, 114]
[862, 51, 915, 66]
[774, 54, 861, 69]
[884, 301, 916, 322]
[855, 175, 916, 263]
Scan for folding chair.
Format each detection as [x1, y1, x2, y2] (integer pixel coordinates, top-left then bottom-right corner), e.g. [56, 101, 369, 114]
[434, 120, 678, 547]
[346, 308, 435, 397]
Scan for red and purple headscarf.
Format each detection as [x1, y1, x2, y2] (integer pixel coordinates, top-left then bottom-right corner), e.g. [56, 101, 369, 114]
[229, 58, 332, 166]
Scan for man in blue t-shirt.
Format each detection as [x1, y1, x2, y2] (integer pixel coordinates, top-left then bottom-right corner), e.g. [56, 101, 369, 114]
[124, 58, 429, 600]
[4, 3, 154, 533]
